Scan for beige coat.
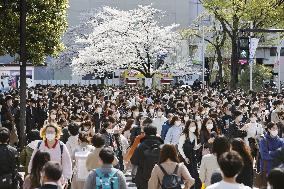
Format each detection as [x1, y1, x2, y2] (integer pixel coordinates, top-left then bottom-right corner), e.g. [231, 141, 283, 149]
[199, 154, 219, 187]
[148, 161, 195, 189]
[85, 147, 118, 171]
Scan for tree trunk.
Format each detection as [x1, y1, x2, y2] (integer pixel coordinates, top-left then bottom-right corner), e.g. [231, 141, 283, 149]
[216, 49, 223, 88]
[231, 36, 239, 90]
[19, 0, 27, 150]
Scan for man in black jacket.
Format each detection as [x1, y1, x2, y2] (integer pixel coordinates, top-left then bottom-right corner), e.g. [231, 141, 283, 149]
[131, 125, 164, 189]
[39, 161, 63, 189]
[0, 127, 20, 189]
[93, 104, 103, 133]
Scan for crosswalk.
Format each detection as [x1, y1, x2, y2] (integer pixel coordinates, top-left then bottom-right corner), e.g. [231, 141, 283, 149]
[125, 172, 137, 189]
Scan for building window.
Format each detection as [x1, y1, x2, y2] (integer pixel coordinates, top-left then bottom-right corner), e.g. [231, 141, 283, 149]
[270, 47, 284, 56]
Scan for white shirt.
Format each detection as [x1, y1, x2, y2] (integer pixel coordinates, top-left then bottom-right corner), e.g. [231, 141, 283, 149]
[152, 116, 168, 135]
[244, 122, 263, 146]
[164, 125, 182, 145]
[66, 135, 79, 157]
[28, 140, 73, 179]
[206, 181, 251, 189]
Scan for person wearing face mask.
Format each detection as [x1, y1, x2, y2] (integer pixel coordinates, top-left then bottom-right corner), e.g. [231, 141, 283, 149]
[132, 108, 140, 119]
[44, 110, 57, 126]
[35, 100, 47, 130]
[178, 120, 202, 189]
[26, 99, 37, 134]
[195, 114, 202, 132]
[243, 113, 264, 156]
[164, 116, 183, 147]
[227, 111, 247, 140]
[28, 124, 72, 187]
[147, 107, 155, 117]
[258, 122, 284, 185]
[221, 103, 233, 135]
[1, 95, 14, 125]
[93, 104, 103, 133]
[270, 100, 282, 124]
[161, 113, 174, 140]
[152, 108, 167, 136]
[199, 118, 216, 156]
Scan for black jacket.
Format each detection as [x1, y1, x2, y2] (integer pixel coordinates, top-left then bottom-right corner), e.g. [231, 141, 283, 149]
[227, 121, 247, 139]
[131, 135, 164, 189]
[236, 161, 253, 187]
[93, 112, 102, 133]
[0, 144, 18, 176]
[272, 146, 284, 168]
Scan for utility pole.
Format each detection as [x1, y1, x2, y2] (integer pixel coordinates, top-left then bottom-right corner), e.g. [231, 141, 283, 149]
[249, 22, 253, 91]
[278, 32, 281, 93]
[19, 0, 27, 149]
[202, 25, 205, 88]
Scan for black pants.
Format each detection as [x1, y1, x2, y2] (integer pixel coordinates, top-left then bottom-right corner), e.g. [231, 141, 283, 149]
[186, 161, 202, 189]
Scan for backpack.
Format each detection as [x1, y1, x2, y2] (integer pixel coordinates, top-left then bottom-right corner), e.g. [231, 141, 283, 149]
[142, 143, 161, 179]
[37, 141, 64, 164]
[95, 168, 119, 189]
[0, 145, 17, 189]
[159, 164, 182, 189]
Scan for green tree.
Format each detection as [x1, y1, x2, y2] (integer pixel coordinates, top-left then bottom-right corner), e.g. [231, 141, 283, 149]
[239, 64, 272, 91]
[201, 0, 284, 89]
[0, 0, 68, 64]
[181, 12, 231, 88]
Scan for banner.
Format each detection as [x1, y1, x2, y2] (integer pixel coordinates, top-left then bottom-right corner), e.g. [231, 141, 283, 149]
[249, 38, 259, 59]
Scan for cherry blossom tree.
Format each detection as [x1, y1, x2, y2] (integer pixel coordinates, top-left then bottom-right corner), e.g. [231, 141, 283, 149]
[70, 5, 180, 78]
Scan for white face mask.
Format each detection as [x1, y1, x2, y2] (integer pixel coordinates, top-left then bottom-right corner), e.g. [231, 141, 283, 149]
[196, 116, 201, 121]
[121, 121, 126, 125]
[197, 122, 202, 129]
[184, 117, 189, 122]
[107, 129, 114, 134]
[50, 114, 56, 120]
[46, 133, 56, 141]
[157, 111, 163, 117]
[250, 117, 257, 123]
[97, 108, 102, 113]
[149, 109, 154, 113]
[206, 124, 214, 130]
[271, 130, 278, 137]
[133, 111, 139, 117]
[189, 127, 196, 133]
[175, 121, 181, 126]
[116, 113, 121, 118]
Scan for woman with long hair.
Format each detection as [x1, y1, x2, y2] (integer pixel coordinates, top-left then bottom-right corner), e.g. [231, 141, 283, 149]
[43, 110, 57, 125]
[178, 119, 202, 189]
[148, 144, 195, 189]
[122, 119, 134, 142]
[23, 151, 50, 189]
[200, 118, 216, 148]
[231, 138, 254, 187]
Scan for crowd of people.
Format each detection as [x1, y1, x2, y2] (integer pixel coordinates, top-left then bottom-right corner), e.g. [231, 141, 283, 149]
[0, 84, 284, 189]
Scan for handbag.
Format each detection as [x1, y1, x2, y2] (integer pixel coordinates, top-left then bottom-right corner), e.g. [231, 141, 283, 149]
[0, 173, 13, 188]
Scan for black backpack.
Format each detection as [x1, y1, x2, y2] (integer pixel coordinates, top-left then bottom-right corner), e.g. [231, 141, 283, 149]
[142, 143, 161, 179]
[159, 164, 182, 189]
